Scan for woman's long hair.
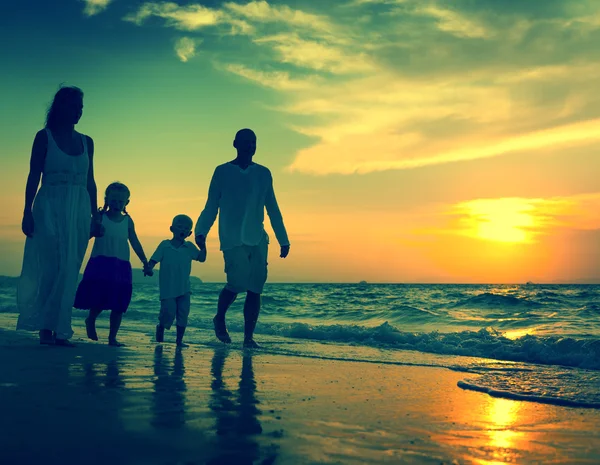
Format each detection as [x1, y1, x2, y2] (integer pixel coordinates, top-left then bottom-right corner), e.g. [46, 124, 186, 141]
[45, 86, 84, 129]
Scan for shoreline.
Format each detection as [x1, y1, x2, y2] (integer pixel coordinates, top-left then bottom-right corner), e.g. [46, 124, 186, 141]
[1, 319, 599, 464]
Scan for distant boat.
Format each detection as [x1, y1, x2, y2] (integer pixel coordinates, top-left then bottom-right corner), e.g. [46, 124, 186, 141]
[525, 281, 535, 285]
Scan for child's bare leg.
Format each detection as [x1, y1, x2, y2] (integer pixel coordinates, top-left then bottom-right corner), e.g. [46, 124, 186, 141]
[108, 311, 124, 346]
[176, 325, 187, 347]
[85, 309, 102, 341]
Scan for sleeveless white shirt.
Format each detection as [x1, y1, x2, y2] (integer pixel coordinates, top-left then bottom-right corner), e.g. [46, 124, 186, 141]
[90, 215, 130, 261]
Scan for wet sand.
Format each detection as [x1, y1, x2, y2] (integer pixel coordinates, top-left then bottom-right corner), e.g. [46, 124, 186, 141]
[1, 315, 599, 464]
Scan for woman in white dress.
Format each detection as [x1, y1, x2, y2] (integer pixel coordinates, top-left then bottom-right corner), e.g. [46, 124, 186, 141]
[17, 86, 101, 346]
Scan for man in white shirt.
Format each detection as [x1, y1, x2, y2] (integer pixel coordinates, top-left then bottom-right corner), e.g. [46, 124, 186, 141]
[195, 128, 290, 348]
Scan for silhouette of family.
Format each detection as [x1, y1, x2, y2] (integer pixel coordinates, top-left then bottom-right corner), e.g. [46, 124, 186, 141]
[16, 85, 291, 349]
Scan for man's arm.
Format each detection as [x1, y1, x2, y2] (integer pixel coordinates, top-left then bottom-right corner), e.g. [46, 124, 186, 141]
[265, 172, 290, 258]
[195, 167, 220, 250]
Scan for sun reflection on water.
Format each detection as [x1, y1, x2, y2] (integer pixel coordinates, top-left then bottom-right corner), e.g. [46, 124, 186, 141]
[476, 397, 525, 465]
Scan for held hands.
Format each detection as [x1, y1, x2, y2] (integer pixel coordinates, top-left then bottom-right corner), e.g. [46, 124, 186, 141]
[143, 262, 154, 277]
[195, 234, 206, 251]
[280, 245, 290, 258]
[90, 215, 105, 239]
[22, 210, 34, 238]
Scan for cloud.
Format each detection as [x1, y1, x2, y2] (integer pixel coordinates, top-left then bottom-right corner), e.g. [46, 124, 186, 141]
[81, 0, 113, 16]
[223, 0, 336, 37]
[121, 1, 600, 176]
[126, 2, 359, 73]
[413, 5, 491, 39]
[225, 64, 319, 90]
[124, 2, 224, 30]
[279, 16, 600, 174]
[253, 33, 374, 73]
[174, 37, 201, 62]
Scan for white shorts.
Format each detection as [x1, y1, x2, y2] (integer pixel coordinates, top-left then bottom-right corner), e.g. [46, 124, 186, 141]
[159, 293, 191, 329]
[223, 238, 268, 295]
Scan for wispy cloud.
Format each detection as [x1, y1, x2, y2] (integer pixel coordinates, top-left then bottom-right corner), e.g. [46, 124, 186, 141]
[81, 0, 113, 17]
[225, 64, 319, 90]
[121, 1, 600, 175]
[253, 33, 373, 73]
[414, 5, 491, 39]
[174, 37, 201, 62]
[124, 3, 224, 30]
[223, 0, 337, 37]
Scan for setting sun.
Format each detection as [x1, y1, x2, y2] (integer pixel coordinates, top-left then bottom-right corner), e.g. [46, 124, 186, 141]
[455, 198, 538, 244]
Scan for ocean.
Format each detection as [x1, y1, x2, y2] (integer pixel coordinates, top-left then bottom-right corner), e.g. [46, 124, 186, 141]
[1, 276, 599, 409]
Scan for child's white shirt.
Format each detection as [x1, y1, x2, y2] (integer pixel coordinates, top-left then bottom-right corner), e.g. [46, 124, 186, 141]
[150, 240, 203, 300]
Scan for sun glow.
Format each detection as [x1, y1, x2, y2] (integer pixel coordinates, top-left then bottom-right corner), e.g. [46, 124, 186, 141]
[454, 198, 539, 244]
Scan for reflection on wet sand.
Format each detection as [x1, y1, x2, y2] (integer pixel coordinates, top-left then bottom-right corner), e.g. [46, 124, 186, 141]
[207, 348, 277, 465]
[473, 397, 526, 465]
[83, 358, 126, 390]
[1, 322, 598, 465]
[151, 345, 187, 429]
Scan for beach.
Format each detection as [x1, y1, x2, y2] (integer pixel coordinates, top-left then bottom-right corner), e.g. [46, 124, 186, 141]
[1, 314, 599, 465]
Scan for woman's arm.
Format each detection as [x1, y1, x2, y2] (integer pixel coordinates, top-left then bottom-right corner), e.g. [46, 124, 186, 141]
[22, 130, 47, 237]
[24, 130, 47, 213]
[86, 136, 99, 218]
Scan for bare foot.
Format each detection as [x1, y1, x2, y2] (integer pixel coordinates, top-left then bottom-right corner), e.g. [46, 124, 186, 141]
[85, 317, 98, 341]
[176, 341, 189, 348]
[55, 339, 76, 348]
[213, 316, 232, 344]
[108, 339, 125, 347]
[243, 338, 260, 349]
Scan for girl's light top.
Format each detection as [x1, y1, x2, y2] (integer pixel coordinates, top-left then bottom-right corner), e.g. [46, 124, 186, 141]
[195, 162, 289, 251]
[90, 215, 130, 262]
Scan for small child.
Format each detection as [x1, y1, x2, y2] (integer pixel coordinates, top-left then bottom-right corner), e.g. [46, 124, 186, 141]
[75, 182, 151, 346]
[147, 214, 206, 347]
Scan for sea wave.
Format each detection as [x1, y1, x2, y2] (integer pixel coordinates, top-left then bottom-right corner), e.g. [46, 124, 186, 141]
[458, 365, 600, 409]
[241, 321, 600, 371]
[452, 293, 543, 309]
[579, 304, 600, 316]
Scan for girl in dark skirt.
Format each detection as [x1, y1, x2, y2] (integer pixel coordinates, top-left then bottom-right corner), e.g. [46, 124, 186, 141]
[74, 182, 151, 346]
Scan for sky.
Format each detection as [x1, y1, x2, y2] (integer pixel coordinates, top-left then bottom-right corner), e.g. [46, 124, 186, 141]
[0, 0, 599, 283]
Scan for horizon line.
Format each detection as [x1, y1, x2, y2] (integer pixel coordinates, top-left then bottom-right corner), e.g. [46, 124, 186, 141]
[0, 274, 598, 285]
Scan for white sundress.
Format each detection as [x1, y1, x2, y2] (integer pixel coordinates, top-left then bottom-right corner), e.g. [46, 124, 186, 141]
[16, 128, 91, 340]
